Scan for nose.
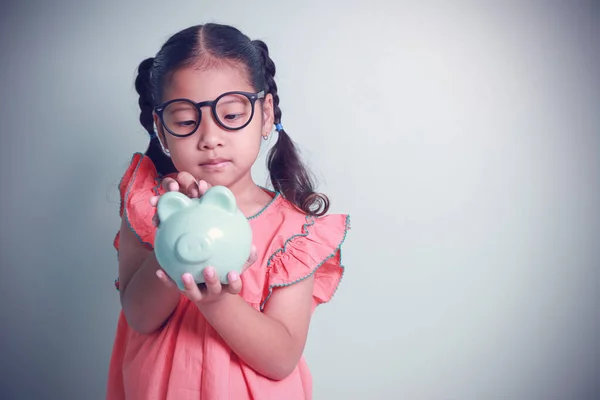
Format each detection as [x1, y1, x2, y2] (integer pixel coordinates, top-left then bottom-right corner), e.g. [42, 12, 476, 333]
[197, 111, 225, 150]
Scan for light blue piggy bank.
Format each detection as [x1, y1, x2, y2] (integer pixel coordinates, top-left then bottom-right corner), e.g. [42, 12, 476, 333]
[154, 186, 253, 290]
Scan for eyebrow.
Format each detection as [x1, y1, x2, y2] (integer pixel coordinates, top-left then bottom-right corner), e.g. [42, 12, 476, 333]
[217, 98, 246, 106]
[166, 105, 196, 113]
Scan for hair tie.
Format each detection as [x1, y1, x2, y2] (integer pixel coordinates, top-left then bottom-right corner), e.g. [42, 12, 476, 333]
[275, 123, 283, 132]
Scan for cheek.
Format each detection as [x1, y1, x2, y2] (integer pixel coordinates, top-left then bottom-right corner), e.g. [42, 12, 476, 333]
[242, 120, 265, 146]
[168, 138, 197, 166]
[167, 137, 190, 155]
[240, 134, 262, 154]
[234, 131, 262, 161]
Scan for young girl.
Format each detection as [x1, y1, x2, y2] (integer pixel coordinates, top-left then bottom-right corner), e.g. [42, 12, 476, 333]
[106, 23, 350, 399]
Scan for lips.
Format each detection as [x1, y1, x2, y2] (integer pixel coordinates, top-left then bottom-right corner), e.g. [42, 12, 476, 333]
[200, 158, 230, 169]
[201, 157, 229, 165]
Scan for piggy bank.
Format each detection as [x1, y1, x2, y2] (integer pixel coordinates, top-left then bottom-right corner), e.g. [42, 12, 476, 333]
[153, 186, 253, 290]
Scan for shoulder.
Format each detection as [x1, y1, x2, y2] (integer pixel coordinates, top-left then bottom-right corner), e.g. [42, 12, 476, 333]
[254, 193, 350, 255]
[114, 153, 167, 251]
[252, 192, 349, 240]
[251, 193, 351, 311]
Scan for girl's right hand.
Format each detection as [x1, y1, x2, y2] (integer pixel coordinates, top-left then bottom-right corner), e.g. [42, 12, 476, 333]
[152, 171, 210, 202]
[149, 171, 212, 226]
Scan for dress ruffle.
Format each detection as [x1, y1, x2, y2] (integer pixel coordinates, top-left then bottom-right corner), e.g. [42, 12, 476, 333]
[113, 152, 167, 252]
[261, 213, 350, 310]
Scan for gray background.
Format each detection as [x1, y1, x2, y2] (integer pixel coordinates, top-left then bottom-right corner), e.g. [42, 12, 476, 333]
[1, 1, 598, 399]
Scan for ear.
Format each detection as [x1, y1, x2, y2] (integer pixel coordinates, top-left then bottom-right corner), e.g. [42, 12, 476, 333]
[153, 112, 169, 151]
[261, 93, 274, 135]
[157, 191, 193, 222]
[199, 186, 238, 214]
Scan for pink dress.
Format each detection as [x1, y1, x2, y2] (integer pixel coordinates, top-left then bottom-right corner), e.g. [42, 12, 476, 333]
[106, 153, 350, 400]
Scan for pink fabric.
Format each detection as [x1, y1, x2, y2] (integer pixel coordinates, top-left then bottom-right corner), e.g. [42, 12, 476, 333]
[107, 153, 350, 399]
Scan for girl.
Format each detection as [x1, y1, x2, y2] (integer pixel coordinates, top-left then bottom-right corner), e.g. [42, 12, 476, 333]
[107, 23, 350, 400]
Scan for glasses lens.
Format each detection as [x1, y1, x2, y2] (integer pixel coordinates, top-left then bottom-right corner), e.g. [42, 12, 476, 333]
[215, 94, 253, 129]
[163, 100, 200, 136]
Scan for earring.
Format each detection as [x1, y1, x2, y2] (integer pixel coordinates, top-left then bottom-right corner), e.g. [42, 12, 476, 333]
[157, 137, 171, 157]
[262, 133, 269, 140]
[161, 143, 171, 157]
[154, 122, 171, 157]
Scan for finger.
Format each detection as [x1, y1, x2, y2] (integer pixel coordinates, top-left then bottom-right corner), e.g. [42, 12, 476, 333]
[203, 267, 222, 296]
[226, 271, 242, 295]
[149, 196, 159, 207]
[181, 273, 204, 302]
[241, 245, 258, 274]
[161, 177, 179, 192]
[197, 180, 212, 196]
[156, 269, 178, 289]
[177, 172, 199, 198]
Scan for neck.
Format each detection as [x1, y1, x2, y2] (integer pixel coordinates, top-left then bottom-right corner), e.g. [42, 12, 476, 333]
[226, 173, 273, 218]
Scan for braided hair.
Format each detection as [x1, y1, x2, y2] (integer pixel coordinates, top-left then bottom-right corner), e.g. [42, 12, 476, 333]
[135, 57, 177, 175]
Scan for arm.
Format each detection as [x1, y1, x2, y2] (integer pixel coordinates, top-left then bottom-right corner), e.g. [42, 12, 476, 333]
[199, 276, 315, 381]
[117, 217, 181, 334]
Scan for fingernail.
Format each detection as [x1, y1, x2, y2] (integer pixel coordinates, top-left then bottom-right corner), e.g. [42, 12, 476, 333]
[204, 268, 214, 278]
[228, 272, 238, 282]
[156, 270, 162, 279]
[183, 273, 193, 284]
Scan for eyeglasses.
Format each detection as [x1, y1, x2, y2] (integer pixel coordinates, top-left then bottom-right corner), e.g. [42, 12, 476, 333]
[154, 90, 265, 138]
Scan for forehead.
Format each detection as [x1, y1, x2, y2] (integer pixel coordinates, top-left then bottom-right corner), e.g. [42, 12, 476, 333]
[163, 63, 254, 102]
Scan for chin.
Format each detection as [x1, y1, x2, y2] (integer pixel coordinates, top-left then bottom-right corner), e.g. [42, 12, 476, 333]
[199, 173, 237, 188]
[191, 165, 251, 189]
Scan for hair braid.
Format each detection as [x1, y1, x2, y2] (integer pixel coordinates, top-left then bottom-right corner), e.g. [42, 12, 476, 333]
[252, 40, 330, 216]
[134, 57, 176, 175]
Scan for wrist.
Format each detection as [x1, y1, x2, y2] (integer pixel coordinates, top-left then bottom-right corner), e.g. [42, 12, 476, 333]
[145, 251, 180, 295]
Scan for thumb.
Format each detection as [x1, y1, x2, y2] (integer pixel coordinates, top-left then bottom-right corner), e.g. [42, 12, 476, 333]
[241, 245, 258, 274]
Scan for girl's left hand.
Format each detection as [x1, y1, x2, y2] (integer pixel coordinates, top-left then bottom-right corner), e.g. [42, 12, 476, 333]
[155, 245, 258, 305]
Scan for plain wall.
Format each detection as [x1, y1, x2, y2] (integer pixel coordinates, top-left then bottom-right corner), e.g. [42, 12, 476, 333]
[1, 1, 598, 399]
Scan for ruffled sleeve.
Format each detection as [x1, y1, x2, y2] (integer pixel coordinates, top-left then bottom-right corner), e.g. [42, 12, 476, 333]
[261, 213, 351, 311]
[113, 152, 166, 252]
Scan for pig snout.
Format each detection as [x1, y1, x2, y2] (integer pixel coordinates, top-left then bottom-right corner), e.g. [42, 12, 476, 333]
[175, 233, 213, 264]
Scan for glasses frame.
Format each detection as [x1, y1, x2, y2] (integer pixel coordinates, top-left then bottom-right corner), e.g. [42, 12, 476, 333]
[154, 90, 265, 138]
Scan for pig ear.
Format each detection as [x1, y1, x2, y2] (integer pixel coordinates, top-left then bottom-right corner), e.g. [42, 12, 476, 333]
[157, 191, 193, 222]
[200, 186, 238, 214]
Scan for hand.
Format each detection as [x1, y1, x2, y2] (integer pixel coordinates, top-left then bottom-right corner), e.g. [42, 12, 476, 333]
[149, 171, 212, 226]
[154, 171, 212, 200]
[155, 245, 259, 305]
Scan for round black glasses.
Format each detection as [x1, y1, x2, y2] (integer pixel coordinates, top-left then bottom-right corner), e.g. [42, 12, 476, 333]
[154, 90, 265, 138]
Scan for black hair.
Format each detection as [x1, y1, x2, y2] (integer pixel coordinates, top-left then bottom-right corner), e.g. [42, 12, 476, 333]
[135, 23, 329, 216]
